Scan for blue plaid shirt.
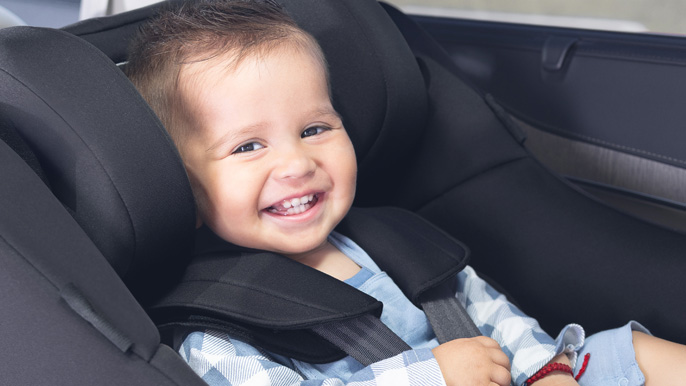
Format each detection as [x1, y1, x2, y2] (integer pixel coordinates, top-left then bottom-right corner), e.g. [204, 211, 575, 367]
[180, 233, 585, 386]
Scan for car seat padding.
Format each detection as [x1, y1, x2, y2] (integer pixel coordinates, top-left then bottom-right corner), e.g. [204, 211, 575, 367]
[0, 25, 196, 304]
[151, 207, 470, 363]
[0, 137, 205, 385]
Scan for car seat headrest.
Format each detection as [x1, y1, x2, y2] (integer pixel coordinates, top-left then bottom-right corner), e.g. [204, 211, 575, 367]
[283, 0, 429, 205]
[64, 0, 429, 206]
[0, 26, 196, 303]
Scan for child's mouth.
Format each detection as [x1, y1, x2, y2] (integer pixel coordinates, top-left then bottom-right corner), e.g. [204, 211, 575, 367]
[266, 193, 320, 216]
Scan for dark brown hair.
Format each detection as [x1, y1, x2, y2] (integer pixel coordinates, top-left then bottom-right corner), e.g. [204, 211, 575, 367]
[125, 0, 328, 146]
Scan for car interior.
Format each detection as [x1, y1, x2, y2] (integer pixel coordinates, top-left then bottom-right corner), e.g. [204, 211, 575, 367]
[1, 0, 685, 384]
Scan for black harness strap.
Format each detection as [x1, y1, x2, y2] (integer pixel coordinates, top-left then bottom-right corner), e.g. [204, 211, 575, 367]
[338, 207, 481, 347]
[312, 281, 480, 365]
[152, 207, 477, 364]
[420, 283, 481, 343]
[312, 314, 411, 366]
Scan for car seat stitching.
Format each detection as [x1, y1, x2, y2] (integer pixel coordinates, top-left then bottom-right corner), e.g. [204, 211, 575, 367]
[0, 233, 61, 290]
[579, 44, 686, 66]
[160, 300, 355, 328]
[375, 208, 470, 301]
[415, 155, 529, 212]
[60, 30, 185, 160]
[335, 2, 397, 168]
[45, 29, 188, 275]
[170, 278, 374, 315]
[0, 234, 154, 360]
[564, 131, 686, 167]
[510, 112, 686, 167]
[0, 58, 138, 276]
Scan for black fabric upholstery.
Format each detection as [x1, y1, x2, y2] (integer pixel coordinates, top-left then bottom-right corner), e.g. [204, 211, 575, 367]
[151, 207, 470, 363]
[35, 0, 686, 344]
[62, 2, 167, 64]
[421, 155, 686, 343]
[394, 41, 686, 342]
[156, 223, 383, 329]
[337, 207, 469, 306]
[0, 117, 49, 186]
[2, 3, 686, 385]
[0, 138, 204, 385]
[0, 26, 196, 303]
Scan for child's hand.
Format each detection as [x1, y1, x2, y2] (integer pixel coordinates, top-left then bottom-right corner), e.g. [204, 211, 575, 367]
[432, 336, 511, 386]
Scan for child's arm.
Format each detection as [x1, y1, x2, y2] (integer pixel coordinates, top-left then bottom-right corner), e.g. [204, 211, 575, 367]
[432, 335, 511, 386]
[531, 354, 580, 386]
[180, 329, 447, 386]
[456, 266, 585, 386]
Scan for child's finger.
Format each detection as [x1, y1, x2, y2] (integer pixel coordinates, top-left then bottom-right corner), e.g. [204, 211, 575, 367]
[489, 363, 512, 386]
[474, 336, 501, 349]
[489, 348, 511, 371]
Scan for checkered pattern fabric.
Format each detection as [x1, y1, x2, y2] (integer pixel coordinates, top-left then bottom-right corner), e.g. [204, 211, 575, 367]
[179, 234, 584, 386]
[182, 331, 444, 386]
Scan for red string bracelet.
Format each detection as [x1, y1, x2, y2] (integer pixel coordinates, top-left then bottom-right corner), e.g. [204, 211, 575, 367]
[575, 353, 591, 381]
[524, 353, 590, 385]
[524, 363, 573, 385]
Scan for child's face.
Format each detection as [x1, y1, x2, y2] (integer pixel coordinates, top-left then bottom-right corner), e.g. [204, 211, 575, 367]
[179, 46, 357, 259]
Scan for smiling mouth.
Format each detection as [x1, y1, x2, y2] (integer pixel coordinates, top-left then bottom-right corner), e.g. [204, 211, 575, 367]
[266, 193, 320, 216]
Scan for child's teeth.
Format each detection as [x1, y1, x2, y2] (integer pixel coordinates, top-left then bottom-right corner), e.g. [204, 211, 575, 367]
[278, 194, 317, 212]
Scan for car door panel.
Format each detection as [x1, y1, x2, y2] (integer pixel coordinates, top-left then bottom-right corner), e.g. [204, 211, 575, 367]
[412, 15, 686, 231]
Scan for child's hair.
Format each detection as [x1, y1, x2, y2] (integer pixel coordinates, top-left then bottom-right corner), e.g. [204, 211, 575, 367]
[125, 0, 328, 147]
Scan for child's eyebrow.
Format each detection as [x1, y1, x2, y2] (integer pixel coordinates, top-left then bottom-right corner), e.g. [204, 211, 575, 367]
[314, 107, 342, 121]
[309, 108, 343, 127]
[205, 123, 267, 153]
[204, 107, 342, 153]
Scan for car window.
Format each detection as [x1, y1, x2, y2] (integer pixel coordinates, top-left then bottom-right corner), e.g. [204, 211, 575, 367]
[387, 0, 686, 35]
[0, 0, 159, 28]
[3, 0, 683, 35]
[0, 0, 79, 28]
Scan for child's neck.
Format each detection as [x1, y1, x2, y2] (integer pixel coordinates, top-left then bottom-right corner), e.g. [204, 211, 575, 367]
[285, 241, 360, 281]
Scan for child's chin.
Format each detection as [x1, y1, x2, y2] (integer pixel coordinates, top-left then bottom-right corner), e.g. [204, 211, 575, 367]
[276, 238, 329, 258]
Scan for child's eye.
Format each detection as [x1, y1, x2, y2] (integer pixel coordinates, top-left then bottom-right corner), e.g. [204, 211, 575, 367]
[232, 142, 264, 154]
[301, 126, 330, 138]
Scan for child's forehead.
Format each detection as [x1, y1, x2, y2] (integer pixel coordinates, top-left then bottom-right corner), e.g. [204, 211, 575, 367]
[177, 46, 335, 139]
[180, 43, 328, 98]
[183, 40, 323, 76]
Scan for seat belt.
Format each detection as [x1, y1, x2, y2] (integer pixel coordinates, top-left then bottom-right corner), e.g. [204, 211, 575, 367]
[419, 282, 481, 342]
[152, 207, 479, 365]
[312, 281, 480, 366]
[312, 314, 411, 366]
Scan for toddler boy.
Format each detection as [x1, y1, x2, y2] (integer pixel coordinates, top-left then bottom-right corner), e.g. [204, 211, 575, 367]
[125, 1, 686, 385]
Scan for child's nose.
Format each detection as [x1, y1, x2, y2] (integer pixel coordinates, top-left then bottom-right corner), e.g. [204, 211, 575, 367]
[273, 145, 316, 180]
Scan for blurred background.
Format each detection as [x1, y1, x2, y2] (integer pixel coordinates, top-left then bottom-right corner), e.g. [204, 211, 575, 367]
[0, 0, 684, 35]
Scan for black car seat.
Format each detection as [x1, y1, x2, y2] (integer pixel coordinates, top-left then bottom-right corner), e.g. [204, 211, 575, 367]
[0, 131, 204, 385]
[0, 24, 204, 385]
[2, 0, 686, 384]
[66, 0, 686, 344]
[0, 0, 432, 381]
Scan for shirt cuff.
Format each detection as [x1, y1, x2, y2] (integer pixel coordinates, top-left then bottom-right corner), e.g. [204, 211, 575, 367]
[408, 348, 447, 385]
[552, 323, 586, 368]
[514, 324, 585, 386]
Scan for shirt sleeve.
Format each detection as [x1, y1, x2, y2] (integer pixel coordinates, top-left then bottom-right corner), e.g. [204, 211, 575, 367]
[180, 329, 447, 386]
[456, 265, 585, 386]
